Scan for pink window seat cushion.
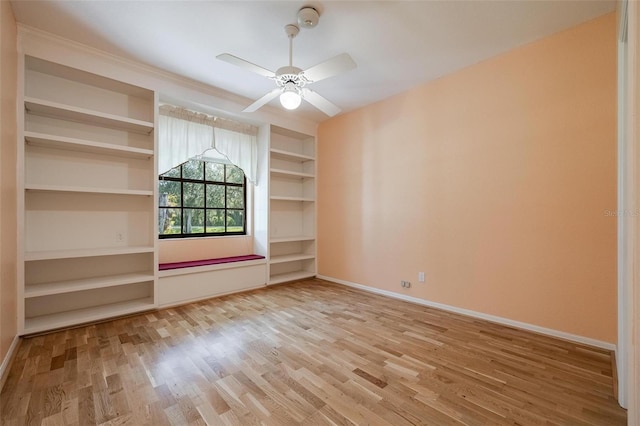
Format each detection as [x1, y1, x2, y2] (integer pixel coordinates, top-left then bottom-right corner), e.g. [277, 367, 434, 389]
[159, 254, 265, 271]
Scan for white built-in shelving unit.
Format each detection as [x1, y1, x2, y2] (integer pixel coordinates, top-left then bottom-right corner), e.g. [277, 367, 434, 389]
[267, 126, 317, 284]
[19, 56, 157, 334]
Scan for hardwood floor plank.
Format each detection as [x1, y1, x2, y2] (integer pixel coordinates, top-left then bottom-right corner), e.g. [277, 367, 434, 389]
[77, 386, 95, 425]
[1, 279, 626, 425]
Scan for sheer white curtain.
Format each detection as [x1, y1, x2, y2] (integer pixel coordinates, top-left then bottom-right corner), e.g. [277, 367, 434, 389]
[158, 105, 258, 183]
[213, 127, 257, 184]
[158, 112, 213, 175]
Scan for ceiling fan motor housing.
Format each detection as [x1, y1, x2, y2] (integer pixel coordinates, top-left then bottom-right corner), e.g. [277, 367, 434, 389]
[275, 66, 306, 88]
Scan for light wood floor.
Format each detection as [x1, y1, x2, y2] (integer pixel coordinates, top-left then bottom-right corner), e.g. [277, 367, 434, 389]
[0, 279, 627, 425]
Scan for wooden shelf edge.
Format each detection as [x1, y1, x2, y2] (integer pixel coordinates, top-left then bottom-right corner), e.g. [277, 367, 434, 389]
[270, 148, 315, 162]
[270, 168, 315, 179]
[25, 184, 153, 196]
[25, 131, 154, 159]
[270, 236, 316, 243]
[270, 196, 315, 202]
[270, 254, 316, 264]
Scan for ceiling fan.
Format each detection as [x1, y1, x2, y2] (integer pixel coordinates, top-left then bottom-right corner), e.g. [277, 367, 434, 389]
[216, 7, 356, 117]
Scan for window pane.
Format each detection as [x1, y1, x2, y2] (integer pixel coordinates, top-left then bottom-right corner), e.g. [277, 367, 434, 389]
[183, 160, 204, 180]
[159, 208, 181, 235]
[183, 209, 204, 234]
[158, 181, 181, 207]
[205, 162, 225, 182]
[206, 184, 225, 208]
[183, 183, 204, 207]
[227, 186, 244, 209]
[206, 209, 226, 233]
[158, 158, 246, 238]
[227, 210, 244, 233]
[160, 167, 180, 178]
[226, 165, 244, 184]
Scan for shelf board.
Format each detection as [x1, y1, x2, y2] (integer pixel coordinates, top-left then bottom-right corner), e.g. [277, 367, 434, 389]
[24, 297, 155, 335]
[25, 272, 155, 298]
[25, 246, 154, 261]
[25, 131, 154, 159]
[271, 125, 313, 140]
[270, 168, 315, 179]
[270, 148, 315, 162]
[270, 196, 315, 202]
[269, 270, 316, 285]
[24, 97, 154, 134]
[270, 254, 316, 264]
[270, 236, 316, 243]
[25, 184, 153, 196]
[26, 56, 154, 100]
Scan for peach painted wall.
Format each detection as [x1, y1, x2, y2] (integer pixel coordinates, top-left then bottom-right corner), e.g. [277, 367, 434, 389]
[0, 0, 18, 366]
[318, 13, 617, 343]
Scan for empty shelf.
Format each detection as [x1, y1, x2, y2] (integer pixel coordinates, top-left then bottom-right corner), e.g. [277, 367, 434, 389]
[25, 246, 154, 261]
[270, 168, 315, 179]
[25, 131, 153, 159]
[25, 97, 154, 134]
[269, 271, 315, 285]
[270, 148, 315, 162]
[24, 297, 155, 334]
[25, 272, 155, 298]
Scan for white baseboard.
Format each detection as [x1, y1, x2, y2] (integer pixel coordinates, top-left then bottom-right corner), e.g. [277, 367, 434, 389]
[317, 275, 616, 352]
[0, 335, 20, 392]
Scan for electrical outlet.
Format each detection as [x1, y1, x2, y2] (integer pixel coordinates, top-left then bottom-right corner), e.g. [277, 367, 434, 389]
[116, 232, 124, 242]
[419, 272, 425, 282]
[401, 280, 411, 288]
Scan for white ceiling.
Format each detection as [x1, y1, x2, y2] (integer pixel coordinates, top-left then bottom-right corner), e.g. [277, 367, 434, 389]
[11, 0, 616, 123]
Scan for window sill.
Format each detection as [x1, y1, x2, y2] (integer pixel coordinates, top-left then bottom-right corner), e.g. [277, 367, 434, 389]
[158, 234, 251, 241]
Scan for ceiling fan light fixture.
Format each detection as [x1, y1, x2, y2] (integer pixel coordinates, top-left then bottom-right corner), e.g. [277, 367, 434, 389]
[217, 6, 356, 116]
[280, 86, 302, 110]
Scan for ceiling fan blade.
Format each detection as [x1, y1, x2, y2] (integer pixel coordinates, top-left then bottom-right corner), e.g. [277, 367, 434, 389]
[243, 88, 281, 113]
[302, 88, 341, 117]
[302, 53, 357, 83]
[217, 53, 275, 78]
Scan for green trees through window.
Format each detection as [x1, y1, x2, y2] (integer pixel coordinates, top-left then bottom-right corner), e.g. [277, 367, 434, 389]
[159, 159, 246, 237]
